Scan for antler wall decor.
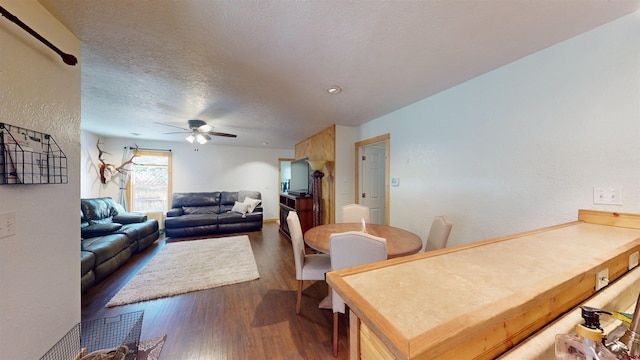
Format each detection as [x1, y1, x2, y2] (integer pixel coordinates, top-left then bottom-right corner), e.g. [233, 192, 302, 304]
[96, 139, 138, 184]
[0, 5, 78, 66]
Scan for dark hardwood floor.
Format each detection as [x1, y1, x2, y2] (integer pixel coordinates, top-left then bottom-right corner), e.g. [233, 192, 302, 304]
[81, 222, 349, 359]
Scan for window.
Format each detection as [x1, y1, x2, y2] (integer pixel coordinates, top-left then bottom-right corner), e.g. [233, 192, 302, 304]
[127, 150, 172, 212]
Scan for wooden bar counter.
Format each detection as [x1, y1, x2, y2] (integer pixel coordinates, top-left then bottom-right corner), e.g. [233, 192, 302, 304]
[326, 210, 640, 359]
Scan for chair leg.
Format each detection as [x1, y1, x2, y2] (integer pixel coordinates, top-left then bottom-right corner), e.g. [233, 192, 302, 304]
[333, 311, 339, 357]
[296, 280, 303, 314]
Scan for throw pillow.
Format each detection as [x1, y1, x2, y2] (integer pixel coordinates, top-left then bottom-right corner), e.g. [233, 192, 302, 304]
[231, 201, 249, 214]
[242, 197, 261, 213]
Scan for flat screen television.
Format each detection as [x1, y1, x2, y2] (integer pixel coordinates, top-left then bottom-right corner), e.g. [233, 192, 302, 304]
[288, 158, 312, 196]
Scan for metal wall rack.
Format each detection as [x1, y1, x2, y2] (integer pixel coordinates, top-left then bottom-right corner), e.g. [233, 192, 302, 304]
[0, 123, 68, 184]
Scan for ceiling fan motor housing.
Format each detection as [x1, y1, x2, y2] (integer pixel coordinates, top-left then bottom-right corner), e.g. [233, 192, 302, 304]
[188, 119, 207, 129]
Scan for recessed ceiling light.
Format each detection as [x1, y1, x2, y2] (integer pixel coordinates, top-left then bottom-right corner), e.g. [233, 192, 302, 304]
[130, 132, 142, 136]
[326, 85, 342, 94]
[262, 142, 269, 146]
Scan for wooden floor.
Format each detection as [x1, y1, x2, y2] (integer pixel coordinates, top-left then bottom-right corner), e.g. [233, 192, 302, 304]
[81, 222, 349, 359]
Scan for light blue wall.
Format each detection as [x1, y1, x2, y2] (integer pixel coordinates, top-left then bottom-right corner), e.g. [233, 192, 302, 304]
[360, 11, 640, 246]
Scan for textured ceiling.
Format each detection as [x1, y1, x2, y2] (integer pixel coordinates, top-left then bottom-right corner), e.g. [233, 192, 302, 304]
[37, 0, 640, 148]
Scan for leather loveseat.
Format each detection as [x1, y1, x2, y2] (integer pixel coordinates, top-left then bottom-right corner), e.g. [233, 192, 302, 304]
[164, 191, 263, 238]
[80, 197, 160, 292]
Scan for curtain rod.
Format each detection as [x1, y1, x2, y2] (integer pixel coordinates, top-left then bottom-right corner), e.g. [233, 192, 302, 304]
[0, 6, 78, 66]
[125, 146, 172, 152]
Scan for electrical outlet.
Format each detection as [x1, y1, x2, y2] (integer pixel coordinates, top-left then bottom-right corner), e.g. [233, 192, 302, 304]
[595, 268, 609, 291]
[629, 251, 639, 270]
[593, 187, 623, 205]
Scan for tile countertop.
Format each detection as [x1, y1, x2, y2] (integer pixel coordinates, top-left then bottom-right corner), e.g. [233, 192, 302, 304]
[327, 210, 640, 359]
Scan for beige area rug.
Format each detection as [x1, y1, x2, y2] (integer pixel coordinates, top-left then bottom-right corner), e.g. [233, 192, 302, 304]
[106, 236, 259, 307]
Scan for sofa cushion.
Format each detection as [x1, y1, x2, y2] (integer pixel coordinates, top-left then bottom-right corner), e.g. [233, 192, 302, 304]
[171, 192, 220, 208]
[164, 214, 220, 229]
[113, 213, 147, 224]
[81, 250, 96, 275]
[81, 223, 123, 238]
[219, 191, 239, 213]
[217, 211, 261, 224]
[238, 190, 261, 203]
[81, 197, 119, 222]
[81, 233, 130, 263]
[182, 206, 218, 215]
[120, 221, 159, 239]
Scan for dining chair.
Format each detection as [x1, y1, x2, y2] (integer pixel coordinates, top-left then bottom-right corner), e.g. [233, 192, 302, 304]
[330, 231, 387, 357]
[341, 203, 370, 223]
[286, 211, 331, 314]
[423, 215, 452, 252]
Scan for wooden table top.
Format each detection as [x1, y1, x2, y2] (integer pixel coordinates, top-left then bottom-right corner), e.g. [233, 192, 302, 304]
[304, 223, 423, 258]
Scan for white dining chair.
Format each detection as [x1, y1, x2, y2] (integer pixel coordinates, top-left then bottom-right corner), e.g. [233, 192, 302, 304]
[286, 211, 331, 314]
[341, 203, 370, 223]
[330, 231, 387, 357]
[423, 215, 452, 252]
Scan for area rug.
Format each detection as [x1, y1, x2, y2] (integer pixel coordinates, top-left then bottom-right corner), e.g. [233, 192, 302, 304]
[137, 335, 166, 360]
[106, 236, 259, 307]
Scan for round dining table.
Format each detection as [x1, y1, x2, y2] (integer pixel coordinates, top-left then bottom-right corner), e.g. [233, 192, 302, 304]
[304, 223, 423, 258]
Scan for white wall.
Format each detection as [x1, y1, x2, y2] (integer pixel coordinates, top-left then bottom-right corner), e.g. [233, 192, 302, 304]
[0, 0, 81, 358]
[360, 11, 640, 247]
[80, 130, 103, 198]
[80, 132, 294, 220]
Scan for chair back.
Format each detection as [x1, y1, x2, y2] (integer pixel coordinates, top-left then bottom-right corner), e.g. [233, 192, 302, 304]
[424, 215, 452, 252]
[286, 211, 306, 280]
[341, 204, 370, 223]
[330, 231, 387, 314]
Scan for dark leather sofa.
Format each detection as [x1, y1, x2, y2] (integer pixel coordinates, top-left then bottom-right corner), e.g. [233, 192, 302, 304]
[80, 197, 160, 292]
[164, 191, 263, 238]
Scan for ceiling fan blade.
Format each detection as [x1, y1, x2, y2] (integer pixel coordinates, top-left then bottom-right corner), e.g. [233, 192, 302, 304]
[208, 131, 237, 138]
[154, 122, 189, 131]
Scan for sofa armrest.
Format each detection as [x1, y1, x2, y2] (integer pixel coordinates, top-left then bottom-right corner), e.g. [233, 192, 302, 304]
[81, 223, 123, 238]
[113, 213, 147, 224]
[166, 208, 183, 217]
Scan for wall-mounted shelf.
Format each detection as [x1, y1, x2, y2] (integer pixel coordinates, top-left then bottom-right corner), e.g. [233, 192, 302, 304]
[0, 123, 67, 184]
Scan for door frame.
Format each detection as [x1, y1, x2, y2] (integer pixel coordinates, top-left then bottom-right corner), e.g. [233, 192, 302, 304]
[355, 134, 390, 225]
[278, 157, 294, 195]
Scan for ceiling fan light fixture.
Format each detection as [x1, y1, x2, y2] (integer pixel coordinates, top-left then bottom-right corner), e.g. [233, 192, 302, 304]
[186, 134, 195, 143]
[196, 133, 208, 144]
[199, 124, 213, 132]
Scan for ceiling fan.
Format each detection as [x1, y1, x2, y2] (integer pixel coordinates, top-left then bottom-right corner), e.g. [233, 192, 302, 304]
[157, 119, 237, 144]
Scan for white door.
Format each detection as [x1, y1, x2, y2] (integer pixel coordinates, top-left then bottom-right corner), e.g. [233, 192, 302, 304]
[360, 144, 386, 224]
